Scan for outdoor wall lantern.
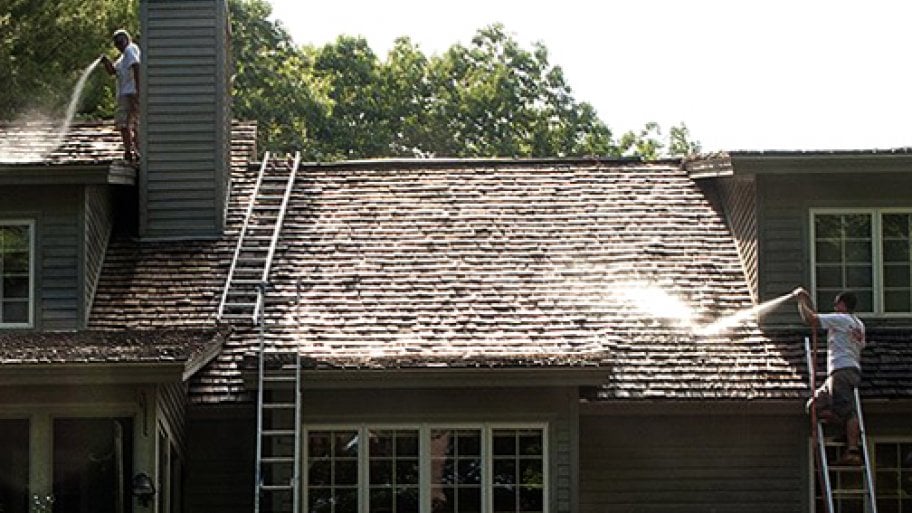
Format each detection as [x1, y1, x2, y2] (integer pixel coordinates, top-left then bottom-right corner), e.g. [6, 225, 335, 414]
[131, 473, 156, 507]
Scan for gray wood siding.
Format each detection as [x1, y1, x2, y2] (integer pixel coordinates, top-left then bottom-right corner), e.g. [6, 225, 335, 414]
[757, 172, 912, 326]
[579, 411, 807, 513]
[714, 177, 759, 303]
[83, 185, 113, 324]
[141, 0, 230, 239]
[0, 185, 84, 330]
[158, 382, 188, 454]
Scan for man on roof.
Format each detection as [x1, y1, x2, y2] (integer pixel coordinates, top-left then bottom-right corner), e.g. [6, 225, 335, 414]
[100, 29, 141, 163]
[794, 287, 866, 465]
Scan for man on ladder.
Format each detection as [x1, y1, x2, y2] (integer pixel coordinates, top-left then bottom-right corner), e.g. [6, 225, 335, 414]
[794, 288, 866, 465]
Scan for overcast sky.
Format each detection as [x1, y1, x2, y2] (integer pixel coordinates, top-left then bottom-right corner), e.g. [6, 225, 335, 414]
[268, 0, 912, 152]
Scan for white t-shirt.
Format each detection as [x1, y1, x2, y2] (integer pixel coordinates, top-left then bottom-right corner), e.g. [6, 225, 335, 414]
[818, 312, 865, 374]
[114, 43, 141, 96]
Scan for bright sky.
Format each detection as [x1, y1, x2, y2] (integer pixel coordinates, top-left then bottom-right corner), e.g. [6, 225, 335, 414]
[268, 0, 912, 152]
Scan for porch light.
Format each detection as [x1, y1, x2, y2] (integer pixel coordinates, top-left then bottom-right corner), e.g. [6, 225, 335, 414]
[131, 472, 156, 506]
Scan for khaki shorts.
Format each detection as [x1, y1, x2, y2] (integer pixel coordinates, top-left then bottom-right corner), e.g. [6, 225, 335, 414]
[116, 94, 139, 130]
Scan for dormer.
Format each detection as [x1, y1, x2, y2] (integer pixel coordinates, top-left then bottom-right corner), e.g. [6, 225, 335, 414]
[139, 0, 232, 239]
[688, 150, 912, 327]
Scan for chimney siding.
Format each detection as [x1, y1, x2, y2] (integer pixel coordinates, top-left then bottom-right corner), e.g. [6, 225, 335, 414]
[140, 0, 231, 239]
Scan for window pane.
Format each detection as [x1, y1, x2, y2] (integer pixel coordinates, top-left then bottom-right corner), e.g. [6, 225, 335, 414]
[856, 292, 873, 313]
[493, 459, 516, 485]
[845, 241, 872, 262]
[492, 434, 516, 456]
[369, 460, 392, 485]
[2, 301, 28, 324]
[519, 460, 543, 486]
[883, 240, 911, 262]
[519, 487, 544, 513]
[493, 487, 516, 513]
[310, 460, 331, 486]
[815, 239, 842, 263]
[395, 488, 419, 513]
[884, 264, 912, 288]
[336, 489, 358, 513]
[335, 460, 358, 485]
[431, 487, 452, 513]
[815, 266, 843, 288]
[2, 251, 28, 273]
[396, 433, 419, 457]
[396, 459, 419, 485]
[815, 215, 841, 238]
[457, 488, 481, 513]
[369, 489, 392, 513]
[843, 214, 871, 238]
[883, 214, 910, 238]
[370, 433, 394, 457]
[846, 265, 872, 287]
[3, 276, 28, 298]
[335, 432, 359, 457]
[518, 433, 543, 456]
[309, 488, 332, 513]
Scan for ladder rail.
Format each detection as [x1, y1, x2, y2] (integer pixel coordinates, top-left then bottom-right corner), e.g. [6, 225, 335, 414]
[293, 351, 302, 513]
[805, 335, 835, 513]
[855, 387, 878, 513]
[254, 294, 266, 513]
[219, 151, 272, 320]
[253, 152, 301, 324]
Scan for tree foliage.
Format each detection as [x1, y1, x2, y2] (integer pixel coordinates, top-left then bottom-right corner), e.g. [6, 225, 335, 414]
[2, 0, 701, 159]
[0, 0, 137, 120]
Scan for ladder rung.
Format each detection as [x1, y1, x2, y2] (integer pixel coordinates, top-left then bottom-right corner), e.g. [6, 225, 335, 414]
[263, 402, 296, 409]
[264, 375, 298, 382]
[259, 484, 295, 492]
[261, 456, 295, 464]
[831, 489, 868, 496]
[223, 302, 257, 308]
[262, 429, 296, 436]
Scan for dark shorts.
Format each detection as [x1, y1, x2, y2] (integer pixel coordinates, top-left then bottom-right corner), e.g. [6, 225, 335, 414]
[813, 367, 862, 422]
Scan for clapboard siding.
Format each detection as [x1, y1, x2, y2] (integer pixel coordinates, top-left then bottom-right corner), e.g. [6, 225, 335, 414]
[579, 412, 807, 513]
[757, 172, 912, 325]
[0, 186, 86, 330]
[713, 177, 759, 303]
[83, 185, 113, 325]
[158, 382, 189, 454]
[141, 0, 230, 239]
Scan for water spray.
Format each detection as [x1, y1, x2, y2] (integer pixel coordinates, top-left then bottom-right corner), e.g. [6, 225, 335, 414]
[0, 57, 102, 163]
[694, 289, 800, 336]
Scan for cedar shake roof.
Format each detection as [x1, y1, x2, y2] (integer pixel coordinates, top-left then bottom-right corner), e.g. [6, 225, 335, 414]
[0, 120, 122, 165]
[75, 133, 910, 403]
[0, 329, 223, 367]
[212, 158, 810, 401]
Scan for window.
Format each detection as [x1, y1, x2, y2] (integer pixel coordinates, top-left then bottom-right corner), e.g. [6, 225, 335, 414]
[813, 440, 912, 513]
[53, 418, 133, 513]
[874, 441, 912, 513]
[811, 210, 912, 315]
[0, 222, 33, 327]
[304, 425, 547, 513]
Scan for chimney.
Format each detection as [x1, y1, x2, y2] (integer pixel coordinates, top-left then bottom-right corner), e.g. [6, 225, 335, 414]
[139, 0, 232, 239]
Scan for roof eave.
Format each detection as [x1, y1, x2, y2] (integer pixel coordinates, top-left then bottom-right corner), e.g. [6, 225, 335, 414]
[0, 162, 136, 185]
[0, 361, 186, 385]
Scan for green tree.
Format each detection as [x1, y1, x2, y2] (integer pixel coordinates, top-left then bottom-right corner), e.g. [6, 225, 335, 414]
[0, 0, 137, 120]
[228, 0, 330, 155]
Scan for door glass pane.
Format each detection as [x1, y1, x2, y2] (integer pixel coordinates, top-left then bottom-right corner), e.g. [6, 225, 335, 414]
[492, 429, 544, 513]
[53, 418, 133, 513]
[0, 420, 29, 513]
[430, 430, 481, 513]
[308, 430, 359, 513]
[368, 430, 419, 513]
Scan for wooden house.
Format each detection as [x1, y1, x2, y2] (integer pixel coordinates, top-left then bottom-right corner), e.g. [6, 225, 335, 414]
[1, 1, 910, 512]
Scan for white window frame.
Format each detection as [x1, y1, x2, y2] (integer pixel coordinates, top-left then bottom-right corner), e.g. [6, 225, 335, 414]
[302, 423, 550, 513]
[810, 208, 912, 317]
[0, 220, 35, 328]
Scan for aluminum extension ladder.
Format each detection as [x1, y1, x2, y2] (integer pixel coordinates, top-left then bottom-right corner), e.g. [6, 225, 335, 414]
[218, 151, 300, 324]
[805, 337, 877, 513]
[254, 299, 302, 513]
